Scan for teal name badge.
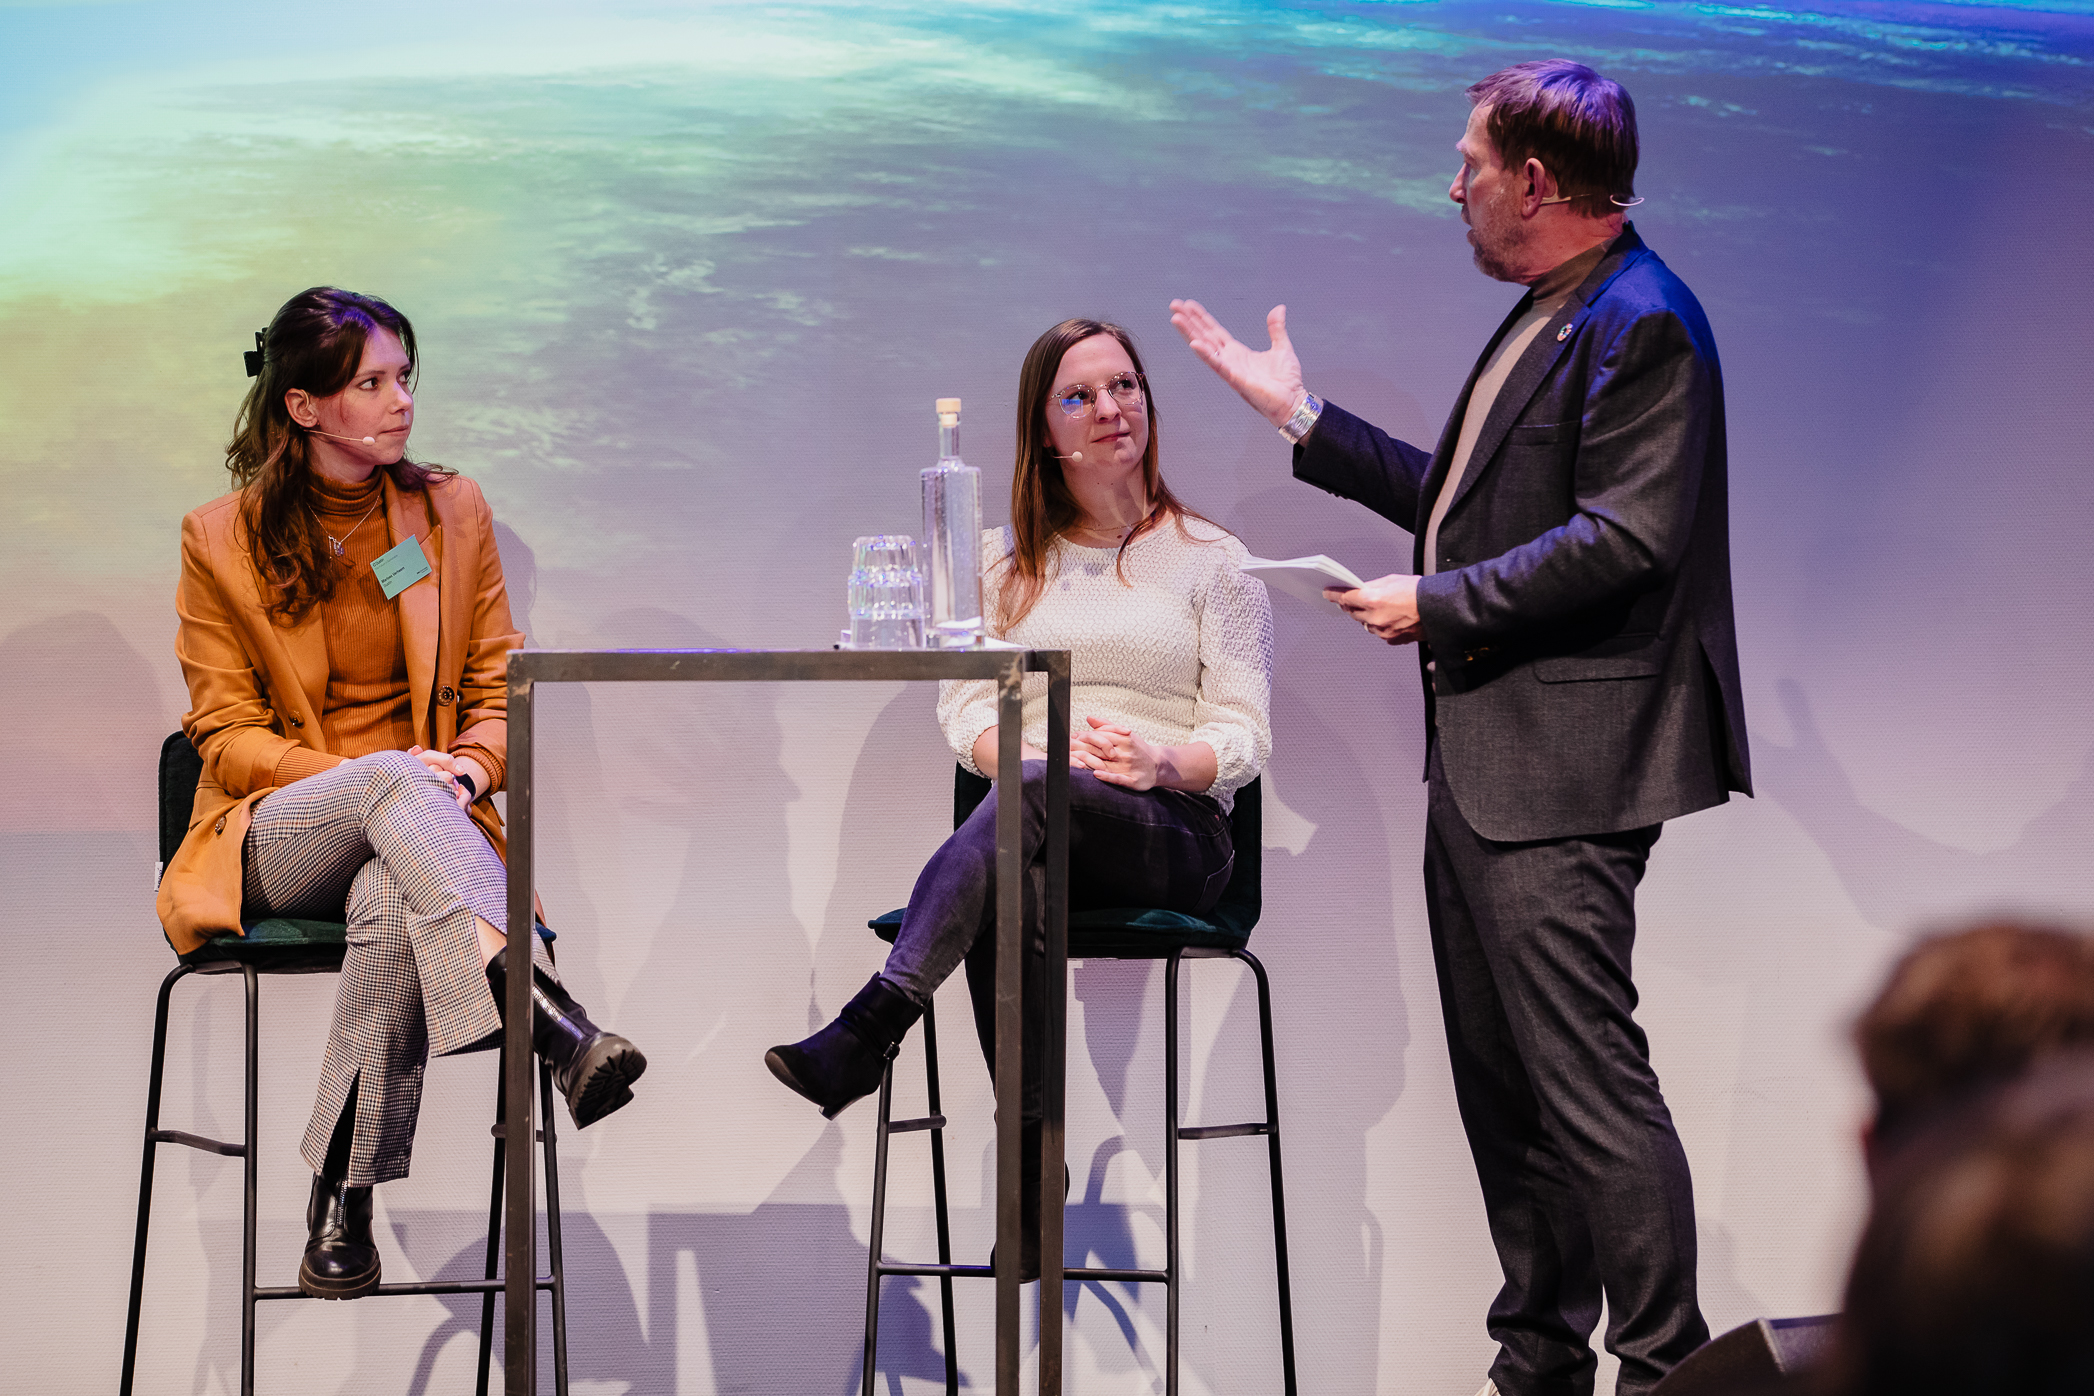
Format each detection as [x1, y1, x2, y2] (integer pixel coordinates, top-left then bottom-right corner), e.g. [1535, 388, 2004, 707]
[371, 535, 432, 600]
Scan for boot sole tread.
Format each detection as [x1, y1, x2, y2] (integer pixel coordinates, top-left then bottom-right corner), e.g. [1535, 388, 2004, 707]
[298, 1258, 381, 1299]
[567, 1036, 647, 1128]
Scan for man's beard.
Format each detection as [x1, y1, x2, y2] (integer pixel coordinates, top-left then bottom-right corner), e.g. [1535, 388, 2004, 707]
[1465, 184, 1530, 284]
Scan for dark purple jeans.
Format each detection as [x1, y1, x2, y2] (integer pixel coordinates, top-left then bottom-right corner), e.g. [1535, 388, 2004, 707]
[881, 760, 1235, 1120]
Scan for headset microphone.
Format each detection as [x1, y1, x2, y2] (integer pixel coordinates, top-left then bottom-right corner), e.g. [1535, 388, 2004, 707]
[1056, 450, 1084, 462]
[310, 429, 378, 445]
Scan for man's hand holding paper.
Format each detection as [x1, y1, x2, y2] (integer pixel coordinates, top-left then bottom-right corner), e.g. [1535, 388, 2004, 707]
[1327, 572, 1422, 645]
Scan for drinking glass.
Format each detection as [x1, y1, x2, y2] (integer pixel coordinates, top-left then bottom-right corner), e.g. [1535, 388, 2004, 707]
[845, 535, 927, 648]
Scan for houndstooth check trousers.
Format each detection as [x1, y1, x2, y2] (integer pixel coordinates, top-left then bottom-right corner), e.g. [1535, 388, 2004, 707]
[240, 750, 553, 1185]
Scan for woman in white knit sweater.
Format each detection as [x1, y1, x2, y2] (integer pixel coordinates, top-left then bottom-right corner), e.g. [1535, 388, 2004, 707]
[766, 318, 1273, 1271]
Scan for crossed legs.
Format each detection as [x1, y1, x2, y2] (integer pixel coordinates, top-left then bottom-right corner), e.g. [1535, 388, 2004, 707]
[242, 750, 543, 1182]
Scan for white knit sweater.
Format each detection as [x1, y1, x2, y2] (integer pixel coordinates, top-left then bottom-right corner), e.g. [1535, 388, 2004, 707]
[938, 518, 1274, 813]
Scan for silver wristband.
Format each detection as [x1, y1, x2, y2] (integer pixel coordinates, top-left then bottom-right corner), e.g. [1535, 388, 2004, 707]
[1277, 391, 1324, 445]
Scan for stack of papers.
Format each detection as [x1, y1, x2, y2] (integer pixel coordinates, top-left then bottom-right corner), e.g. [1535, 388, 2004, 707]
[1239, 554, 1369, 606]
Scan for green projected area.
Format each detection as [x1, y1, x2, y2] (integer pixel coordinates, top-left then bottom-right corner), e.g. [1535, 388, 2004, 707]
[3, 0, 2089, 590]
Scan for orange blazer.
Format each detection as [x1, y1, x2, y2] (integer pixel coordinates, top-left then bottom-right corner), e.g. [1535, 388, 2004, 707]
[156, 471, 523, 955]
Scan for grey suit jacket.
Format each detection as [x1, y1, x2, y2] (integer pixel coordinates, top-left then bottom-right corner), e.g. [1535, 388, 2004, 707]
[1296, 225, 1750, 841]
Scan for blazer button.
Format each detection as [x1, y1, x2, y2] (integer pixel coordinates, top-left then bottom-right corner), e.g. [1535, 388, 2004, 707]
[437, 685, 458, 705]
[214, 817, 226, 834]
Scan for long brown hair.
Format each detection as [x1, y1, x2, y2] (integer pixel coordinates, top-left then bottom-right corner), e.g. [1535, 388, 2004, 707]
[995, 318, 1216, 631]
[226, 287, 449, 625]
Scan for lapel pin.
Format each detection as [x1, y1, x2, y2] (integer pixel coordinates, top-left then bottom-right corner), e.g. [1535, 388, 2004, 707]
[1557, 323, 1574, 342]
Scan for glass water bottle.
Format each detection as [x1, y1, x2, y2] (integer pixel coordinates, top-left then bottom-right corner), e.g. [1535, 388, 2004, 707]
[921, 397, 983, 647]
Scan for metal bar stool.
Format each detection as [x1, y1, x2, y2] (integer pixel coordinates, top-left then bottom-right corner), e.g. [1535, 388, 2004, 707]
[122, 733, 570, 1396]
[861, 770, 1297, 1396]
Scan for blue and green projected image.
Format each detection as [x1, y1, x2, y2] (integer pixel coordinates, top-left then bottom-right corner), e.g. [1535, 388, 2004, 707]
[5, 3, 2093, 1392]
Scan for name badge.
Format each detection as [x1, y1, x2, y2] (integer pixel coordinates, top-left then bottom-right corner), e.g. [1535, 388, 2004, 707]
[372, 535, 433, 600]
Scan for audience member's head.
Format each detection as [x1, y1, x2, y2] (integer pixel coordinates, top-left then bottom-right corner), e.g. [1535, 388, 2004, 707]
[1830, 1053, 2094, 1396]
[1853, 920, 2094, 1168]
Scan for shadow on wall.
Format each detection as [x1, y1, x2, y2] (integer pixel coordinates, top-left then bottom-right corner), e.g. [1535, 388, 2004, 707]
[315, 1159, 883, 1395]
[358, 1124, 896, 1393]
[491, 520, 538, 641]
[1249, 671, 1413, 1392]
[528, 603, 814, 1129]
[1224, 479, 1424, 1389]
[477, 603, 861, 1388]
[818, 681, 962, 1003]
[655, 1126, 889, 1396]
[1756, 677, 2094, 930]
[0, 610, 172, 835]
[378, 1203, 623, 1396]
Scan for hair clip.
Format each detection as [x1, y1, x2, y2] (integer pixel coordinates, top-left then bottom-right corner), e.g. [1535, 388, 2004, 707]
[243, 330, 266, 378]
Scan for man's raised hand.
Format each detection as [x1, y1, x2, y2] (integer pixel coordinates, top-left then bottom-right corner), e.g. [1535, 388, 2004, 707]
[1169, 300, 1307, 428]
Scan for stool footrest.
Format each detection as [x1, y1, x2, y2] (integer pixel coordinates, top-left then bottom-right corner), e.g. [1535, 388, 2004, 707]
[150, 1128, 245, 1158]
[875, 1261, 1169, 1284]
[887, 1114, 947, 1134]
[877, 1262, 995, 1278]
[253, 1277, 556, 1301]
[1178, 1122, 1272, 1140]
[489, 1124, 547, 1142]
[1068, 1266, 1169, 1284]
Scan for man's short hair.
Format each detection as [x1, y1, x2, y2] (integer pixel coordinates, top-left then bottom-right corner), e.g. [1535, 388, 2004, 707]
[1855, 920, 2094, 1148]
[1832, 1054, 2094, 1396]
[1466, 61, 1638, 218]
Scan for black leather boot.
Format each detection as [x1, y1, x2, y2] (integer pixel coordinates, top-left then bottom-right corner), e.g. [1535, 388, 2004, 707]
[764, 975, 924, 1119]
[1017, 1120, 1044, 1282]
[299, 1173, 380, 1299]
[990, 1121, 1073, 1283]
[486, 949, 647, 1129]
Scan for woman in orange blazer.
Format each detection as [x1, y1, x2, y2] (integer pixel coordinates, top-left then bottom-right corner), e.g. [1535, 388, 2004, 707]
[158, 287, 647, 1300]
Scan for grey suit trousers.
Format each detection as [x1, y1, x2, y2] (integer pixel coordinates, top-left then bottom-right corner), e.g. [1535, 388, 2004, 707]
[240, 751, 551, 1185]
[1424, 740, 1707, 1396]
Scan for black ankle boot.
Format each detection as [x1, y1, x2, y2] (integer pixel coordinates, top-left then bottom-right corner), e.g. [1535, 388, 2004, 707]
[486, 949, 648, 1129]
[765, 975, 924, 1119]
[299, 1173, 380, 1299]
[990, 1121, 1071, 1283]
[1017, 1120, 1044, 1282]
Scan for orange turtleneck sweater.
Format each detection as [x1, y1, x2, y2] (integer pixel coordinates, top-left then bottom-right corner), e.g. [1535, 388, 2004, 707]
[269, 472, 504, 792]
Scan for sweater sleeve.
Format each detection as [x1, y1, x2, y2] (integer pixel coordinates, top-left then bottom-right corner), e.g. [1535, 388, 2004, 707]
[1187, 535, 1274, 801]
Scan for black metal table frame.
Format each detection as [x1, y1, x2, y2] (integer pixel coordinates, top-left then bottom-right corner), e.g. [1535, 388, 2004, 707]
[503, 647, 1073, 1396]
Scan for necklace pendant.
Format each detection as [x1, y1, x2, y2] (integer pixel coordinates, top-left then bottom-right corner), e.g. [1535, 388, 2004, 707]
[328, 535, 344, 557]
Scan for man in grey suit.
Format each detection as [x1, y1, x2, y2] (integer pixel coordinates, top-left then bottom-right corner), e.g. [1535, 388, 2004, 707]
[1172, 60, 1750, 1396]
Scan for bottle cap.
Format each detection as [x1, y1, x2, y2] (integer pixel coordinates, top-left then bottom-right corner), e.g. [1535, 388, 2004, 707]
[935, 397, 962, 414]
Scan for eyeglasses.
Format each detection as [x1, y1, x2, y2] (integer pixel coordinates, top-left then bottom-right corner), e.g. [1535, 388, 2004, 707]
[1054, 371, 1146, 419]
